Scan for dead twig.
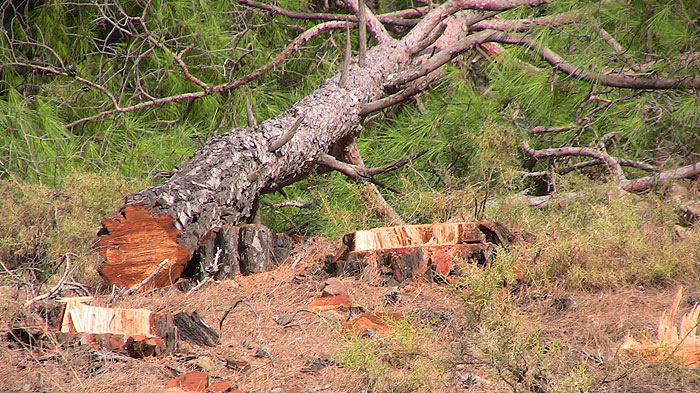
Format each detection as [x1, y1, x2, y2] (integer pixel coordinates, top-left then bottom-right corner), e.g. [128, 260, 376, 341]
[291, 237, 314, 269]
[358, 0, 367, 67]
[529, 125, 574, 135]
[65, 21, 352, 129]
[343, 142, 406, 225]
[339, 22, 352, 87]
[218, 298, 260, 334]
[390, 30, 700, 90]
[522, 143, 697, 192]
[26, 253, 75, 306]
[471, 11, 578, 31]
[186, 275, 212, 295]
[110, 258, 169, 303]
[318, 149, 427, 195]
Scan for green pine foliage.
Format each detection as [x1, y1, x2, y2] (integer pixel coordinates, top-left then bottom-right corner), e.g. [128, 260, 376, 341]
[1, 0, 698, 255]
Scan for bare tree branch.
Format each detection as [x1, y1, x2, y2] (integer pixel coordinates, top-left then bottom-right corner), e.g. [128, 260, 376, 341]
[358, 0, 368, 67]
[2, 63, 120, 109]
[522, 143, 697, 192]
[25, 253, 74, 306]
[522, 143, 627, 183]
[529, 125, 574, 135]
[269, 116, 305, 152]
[493, 33, 700, 89]
[620, 162, 700, 193]
[402, 0, 548, 47]
[238, 0, 422, 27]
[64, 20, 351, 129]
[318, 154, 402, 194]
[343, 142, 406, 225]
[360, 75, 433, 115]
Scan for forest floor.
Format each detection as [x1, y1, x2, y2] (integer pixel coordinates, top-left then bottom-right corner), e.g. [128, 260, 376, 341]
[2, 233, 700, 393]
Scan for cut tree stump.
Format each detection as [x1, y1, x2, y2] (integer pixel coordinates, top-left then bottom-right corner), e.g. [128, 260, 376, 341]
[58, 298, 177, 357]
[96, 204, 190, 290]
[98, 219, 293, 289]
[334, 221, 514, 284]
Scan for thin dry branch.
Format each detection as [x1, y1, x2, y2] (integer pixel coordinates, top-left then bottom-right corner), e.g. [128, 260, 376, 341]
[245, 96, 258, 128]
[402, 0, 548, 48]
[343, 142, 406, 225]
[529, 125, 574, 134]
[65, 20, 352, 129]
[493, 32, 700, 89]
[621, 162, 700, 193]
[360, 75, 434, 115]
[25, 253, 74, 306]
[140, 24, 211, 90]
[318, 154, 402, 194]
[269, 115, 305, 152]
[238, 0, 421, 27]
[121, 258, 170, 297]
[358, 0, 368, 67]
[3, 63, 120, 108]
[522, 143, 626, 183]
[388, 29, 501, 89]
[340, 21, 352, 87]
[218, 298, 260, 334]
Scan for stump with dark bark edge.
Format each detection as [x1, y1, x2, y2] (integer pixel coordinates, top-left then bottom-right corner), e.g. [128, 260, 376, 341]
[335, 221, 514, 284]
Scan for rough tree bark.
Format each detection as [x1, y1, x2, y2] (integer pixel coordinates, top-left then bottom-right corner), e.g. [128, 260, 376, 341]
[95, 0, 699, 289]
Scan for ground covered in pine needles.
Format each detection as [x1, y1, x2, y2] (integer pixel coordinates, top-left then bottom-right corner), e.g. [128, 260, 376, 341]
[2, 180, 700, 392]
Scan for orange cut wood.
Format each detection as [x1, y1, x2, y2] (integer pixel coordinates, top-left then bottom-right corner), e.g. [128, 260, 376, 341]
[207, 381, 233, 393]
[95, 204, 190, 289]
[165, 371, 208, 392]
[350, 222, 486, 252]
[58, 298, 177, 356]
[309, 293, 351, 312]
[343, 312, 402, 337]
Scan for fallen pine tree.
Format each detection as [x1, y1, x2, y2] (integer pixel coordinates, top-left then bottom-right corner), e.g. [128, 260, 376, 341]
[89, 0, 700, 289]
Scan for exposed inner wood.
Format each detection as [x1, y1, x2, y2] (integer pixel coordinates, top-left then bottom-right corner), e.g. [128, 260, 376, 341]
[96, 204, 190, 289]
[349, 222, 487, 251]
[58, 298, 178, 356]
[61, 298, 156, 337]
[337, 221, 514, 284]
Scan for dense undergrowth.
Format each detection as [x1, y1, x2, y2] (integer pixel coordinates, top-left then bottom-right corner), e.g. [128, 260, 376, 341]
[1, 1, 699, 390]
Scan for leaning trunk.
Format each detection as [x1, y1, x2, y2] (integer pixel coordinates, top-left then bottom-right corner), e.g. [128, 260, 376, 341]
[96, 41, 411, 288]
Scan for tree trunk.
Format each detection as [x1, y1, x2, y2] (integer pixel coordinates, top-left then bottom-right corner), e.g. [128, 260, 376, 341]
[92, 1, 551, 289]
[96, 40, 412, 288]
[97, 0, 687, 289]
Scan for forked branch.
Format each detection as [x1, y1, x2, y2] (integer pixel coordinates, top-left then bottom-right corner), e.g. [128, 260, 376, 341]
[318, 149, 427, 194]
[522, 143, 700, 192]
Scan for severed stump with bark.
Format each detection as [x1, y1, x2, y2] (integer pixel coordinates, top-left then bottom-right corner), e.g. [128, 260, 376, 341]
[20, 298, 227, 357]
[97, 217, 292, 289]
[334, 221, 514, 285]
[58, 298, 177, 357]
